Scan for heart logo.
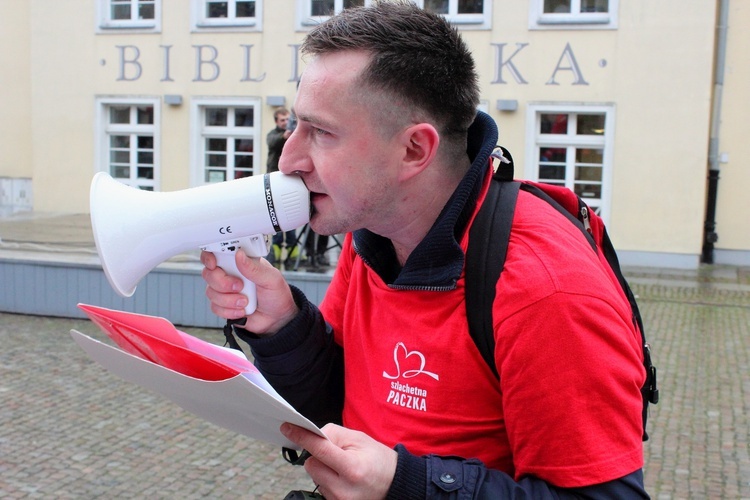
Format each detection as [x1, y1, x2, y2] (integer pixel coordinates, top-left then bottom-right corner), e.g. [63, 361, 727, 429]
[382, 342, 439, 381]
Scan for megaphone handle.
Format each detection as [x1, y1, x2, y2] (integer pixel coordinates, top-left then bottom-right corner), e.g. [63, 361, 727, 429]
[209, 235, 269, 316]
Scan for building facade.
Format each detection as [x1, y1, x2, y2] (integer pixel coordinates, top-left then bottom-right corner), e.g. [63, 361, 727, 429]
[1, 0, 748, 269]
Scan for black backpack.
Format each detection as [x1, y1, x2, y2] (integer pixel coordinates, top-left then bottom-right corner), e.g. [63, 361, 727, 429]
[465, 147, 659, 441]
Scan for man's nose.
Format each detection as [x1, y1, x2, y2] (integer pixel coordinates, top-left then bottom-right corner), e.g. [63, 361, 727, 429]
[279, 132, 311, 175]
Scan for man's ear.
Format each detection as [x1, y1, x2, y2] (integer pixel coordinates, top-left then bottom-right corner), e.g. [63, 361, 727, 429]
[399, 123, 439, 182]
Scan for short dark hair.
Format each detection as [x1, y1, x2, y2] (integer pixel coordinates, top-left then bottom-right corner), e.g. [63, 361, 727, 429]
[273, 107, 290, 120]
[301, 0, 479, 140]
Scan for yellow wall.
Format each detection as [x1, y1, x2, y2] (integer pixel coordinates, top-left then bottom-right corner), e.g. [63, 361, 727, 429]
[715, 0, 750, 251]
[1, 2, 32, 178]
[608, 2, 716, 256]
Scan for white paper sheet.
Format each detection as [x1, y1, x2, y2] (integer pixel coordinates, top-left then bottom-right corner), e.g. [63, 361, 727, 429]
[70, 304, 326, 450]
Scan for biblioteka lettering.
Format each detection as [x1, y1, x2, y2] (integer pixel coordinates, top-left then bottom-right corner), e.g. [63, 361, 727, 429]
[107, 42, 592, 86]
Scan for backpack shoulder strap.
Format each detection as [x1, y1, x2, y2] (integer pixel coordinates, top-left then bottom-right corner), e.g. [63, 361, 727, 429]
[465, 147, 518, 379]
[599, 225, 660, 439]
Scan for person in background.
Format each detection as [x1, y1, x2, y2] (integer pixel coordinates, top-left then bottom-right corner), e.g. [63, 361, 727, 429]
[266, 107, 299, 268]
[202, 1, 648, 498]
[304, 231, 330, 268]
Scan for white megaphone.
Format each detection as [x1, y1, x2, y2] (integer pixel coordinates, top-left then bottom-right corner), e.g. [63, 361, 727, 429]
[90, 171, 310, 315]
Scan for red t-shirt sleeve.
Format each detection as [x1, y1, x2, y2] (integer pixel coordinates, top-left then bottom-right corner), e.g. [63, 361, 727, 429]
[493, 192, 645, 487]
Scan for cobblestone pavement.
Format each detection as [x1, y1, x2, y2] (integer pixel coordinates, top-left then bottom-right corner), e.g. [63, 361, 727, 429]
[1, 265, 749, 498]
[628, 266, 750, 499]
[0, 314, 311, 499]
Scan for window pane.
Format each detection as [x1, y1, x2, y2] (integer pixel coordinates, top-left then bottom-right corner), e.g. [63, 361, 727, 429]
[207, 153, 227, 167]
[236, 1, 255, 17]
[112, 2, 132, 20]
[544, 0, 571, 13]
[110, 135, 130, 148]
[234, 108, 254, 127]
[137, 106, 154, 124]
[206, 170, 226, 183]
[343, 0, 364, 7]
[312, 0, 334, 16]
[540, 147, 566, 163]
[206, 108, 227, 126]
[109, 106, 130, 124]
[235, 155, 253, 169]
[458, 0, 483, 14]
[137, 166, 154, 179]
[207, 1, 228, 18]
[207, 138, 227, 151]
[540, 114, 568, 134]
[234, 170, 253, 180]
[581, 0, 608, 13]
[539, 164, 566, 180]
[138, 1, 155, 19]
[577, 114, 605, 135]
[235, 138, 253, 152]
[111, 166, 130, 178]
[137, 135, 153, 149]
[111, 150, 130, 163]
[575, 183, 601, 199]
[576, 148, 603, 164]
[424, 0, 449, 14]
[576, 166, 602, 182]
[137, 151, 153, 165]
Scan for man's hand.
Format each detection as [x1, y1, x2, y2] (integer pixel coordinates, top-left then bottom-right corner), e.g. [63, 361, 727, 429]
[201, 250, 299, 334]
[281, 423, 398, 500]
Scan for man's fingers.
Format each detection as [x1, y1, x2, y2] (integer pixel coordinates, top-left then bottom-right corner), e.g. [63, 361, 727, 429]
[201, 251, 251, 319]
[235, 251, 281, 290]
[281, 423, 346, 471]
[280, 423, 327, 451]
[199, 250, 217, 270]
[204, 286, 248, 320]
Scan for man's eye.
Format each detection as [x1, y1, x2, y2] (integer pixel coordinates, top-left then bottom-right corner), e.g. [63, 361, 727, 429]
[314, 127, 330, 136]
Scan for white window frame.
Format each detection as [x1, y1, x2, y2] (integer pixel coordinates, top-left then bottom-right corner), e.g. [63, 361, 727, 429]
[96, 0, 161, 33]
[190, 98, 263, 187]
[297, 0, 490, 30]
[529, 0, 618, 30]
[525, 103, 616, 224]
[191, 0, 263, 31]
[95, 97, 161, 191]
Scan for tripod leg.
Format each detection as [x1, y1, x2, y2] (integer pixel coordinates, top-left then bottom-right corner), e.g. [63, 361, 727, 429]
[293, 224, 311, 271]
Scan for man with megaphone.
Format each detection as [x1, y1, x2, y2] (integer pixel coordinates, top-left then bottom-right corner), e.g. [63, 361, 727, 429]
[201, 2, 649, 499]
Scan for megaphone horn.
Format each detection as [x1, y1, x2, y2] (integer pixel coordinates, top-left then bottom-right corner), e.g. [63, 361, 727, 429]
[90, 172, 310, 314]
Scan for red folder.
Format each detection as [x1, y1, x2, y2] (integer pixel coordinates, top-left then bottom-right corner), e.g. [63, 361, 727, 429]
[78, 303, 255, 380]
[72, 304, 325, 449]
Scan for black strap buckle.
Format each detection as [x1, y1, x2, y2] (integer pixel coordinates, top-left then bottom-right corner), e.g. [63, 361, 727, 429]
[283, 447, 312, 466]
[222, 317, 247, 354]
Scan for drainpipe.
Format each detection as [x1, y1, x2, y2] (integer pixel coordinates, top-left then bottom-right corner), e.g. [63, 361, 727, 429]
[702, 0, 729, 264]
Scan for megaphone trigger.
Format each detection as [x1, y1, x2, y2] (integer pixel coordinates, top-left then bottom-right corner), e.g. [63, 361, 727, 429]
[202, 235, 271, 315]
